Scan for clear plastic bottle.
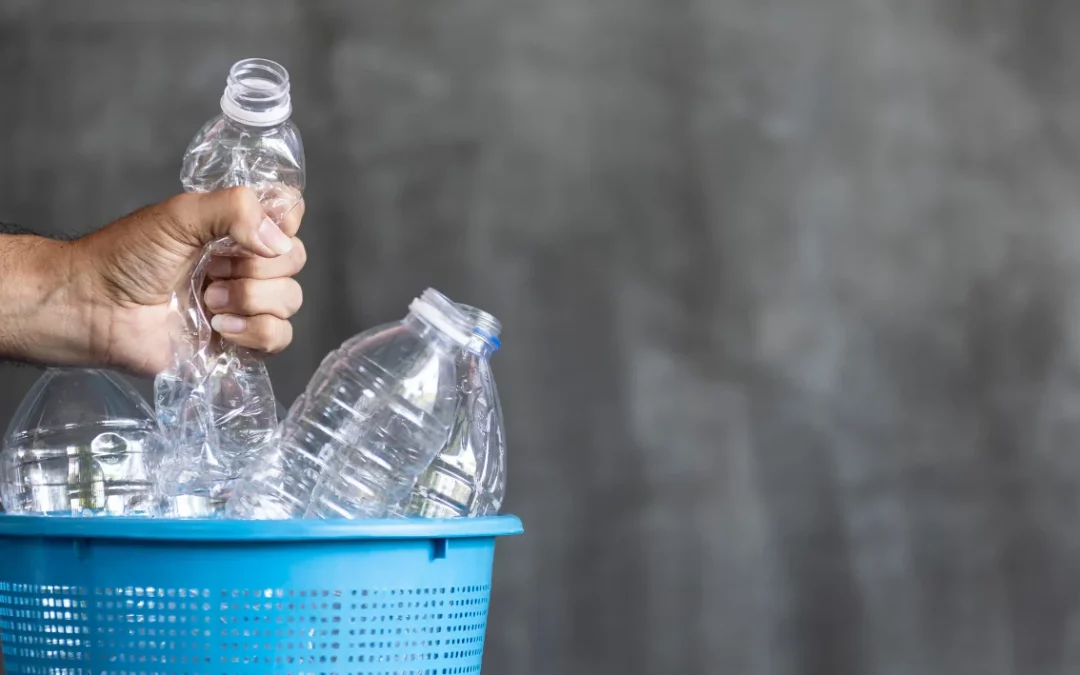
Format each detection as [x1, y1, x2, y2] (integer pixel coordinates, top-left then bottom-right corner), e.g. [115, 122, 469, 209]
[155, 58, 305, 504]
[398, 306, 507, 518]
[0, 369, 163, 517]
[227, 289, 470, 520]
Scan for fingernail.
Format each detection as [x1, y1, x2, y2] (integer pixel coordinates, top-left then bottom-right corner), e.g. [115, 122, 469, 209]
[204, 283, 229, 310]
[257, 217, 293, 255]
[211, 314, 246, 334]
[206, 257, 232, 278]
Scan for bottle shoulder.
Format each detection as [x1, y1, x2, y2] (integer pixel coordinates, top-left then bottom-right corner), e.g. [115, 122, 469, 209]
[181, 114, 305, 193]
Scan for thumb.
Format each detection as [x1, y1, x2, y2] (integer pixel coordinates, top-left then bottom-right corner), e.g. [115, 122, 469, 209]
[175, 186, 294, 258]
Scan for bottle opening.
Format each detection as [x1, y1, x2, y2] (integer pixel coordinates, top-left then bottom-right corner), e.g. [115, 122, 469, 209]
[409, 289, 474, 346]
[220, 58, 292, 127]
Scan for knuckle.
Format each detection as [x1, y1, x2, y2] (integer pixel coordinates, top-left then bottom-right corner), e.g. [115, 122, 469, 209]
[251, 316, 291, 352]
[246, 316, 275, 347]
[291, 238, 308, 270]
[230, 278, 260, 310]
[225, 186, 262, 224]
[286, 199, 306, 227]
[278, 211, 303, 238]
[276, 321, 294, 351]
[285, 280, 304, 316]
[229, 256, 259, 279]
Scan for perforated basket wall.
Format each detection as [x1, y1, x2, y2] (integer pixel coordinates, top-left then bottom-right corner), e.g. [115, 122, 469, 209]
[0, 515, 522, 675]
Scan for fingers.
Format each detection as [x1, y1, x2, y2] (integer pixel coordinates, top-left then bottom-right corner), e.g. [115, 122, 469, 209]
[203, 276, 302, 353]
[207, 238, 307, 280]
[171, 187, 305, 259]
[277, 199, 305, 238]
[163, 186, 306, 355]
[204, 277, 303, 320]
[210, 314, 294, 354]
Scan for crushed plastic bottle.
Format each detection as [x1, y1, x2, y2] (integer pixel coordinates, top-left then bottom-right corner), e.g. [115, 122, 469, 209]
[0, 369, 163, 517]
[397, 305, 507, 518]
[155, 58, 305, 505]
[227, 289, 471, 520]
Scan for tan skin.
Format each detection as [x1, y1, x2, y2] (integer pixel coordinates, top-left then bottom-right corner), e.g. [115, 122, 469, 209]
[0, 186, 305, 375]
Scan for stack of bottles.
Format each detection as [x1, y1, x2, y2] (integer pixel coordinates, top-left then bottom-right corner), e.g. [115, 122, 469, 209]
[0, 59, 508, 521]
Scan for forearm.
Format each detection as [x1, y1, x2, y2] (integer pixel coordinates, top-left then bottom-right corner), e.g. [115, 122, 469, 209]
[0, 234, 92, 365]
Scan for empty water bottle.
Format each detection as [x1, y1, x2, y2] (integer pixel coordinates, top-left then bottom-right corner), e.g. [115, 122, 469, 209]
[227, 289, 471, 520]
[155, 57, 305, 503]
[0, 369, 162, 517]
[398, 305, 507, 518]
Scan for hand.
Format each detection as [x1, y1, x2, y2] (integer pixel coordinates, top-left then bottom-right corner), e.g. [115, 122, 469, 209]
[73, 187, 306, 375]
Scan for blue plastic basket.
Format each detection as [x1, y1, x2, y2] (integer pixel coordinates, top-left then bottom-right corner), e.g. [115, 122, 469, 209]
[0, 514, 522, 675]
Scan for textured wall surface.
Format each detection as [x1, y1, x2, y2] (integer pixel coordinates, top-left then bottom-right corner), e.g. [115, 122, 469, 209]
[3, 1, 1080, 673]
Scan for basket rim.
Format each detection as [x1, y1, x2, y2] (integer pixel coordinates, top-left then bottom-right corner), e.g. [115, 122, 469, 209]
[0, 514, 523, 541]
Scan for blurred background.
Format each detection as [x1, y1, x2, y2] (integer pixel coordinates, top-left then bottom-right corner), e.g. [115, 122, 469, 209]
[3, 0, 1080, 673]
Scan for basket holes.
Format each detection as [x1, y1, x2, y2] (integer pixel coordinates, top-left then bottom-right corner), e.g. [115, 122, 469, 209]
[0, 585, 490, 670]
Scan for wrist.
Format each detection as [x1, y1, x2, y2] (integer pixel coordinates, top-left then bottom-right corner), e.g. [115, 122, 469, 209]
[0, 235, 96, 366]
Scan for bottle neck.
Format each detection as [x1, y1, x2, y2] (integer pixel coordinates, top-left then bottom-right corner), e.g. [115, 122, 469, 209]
[407, 290, 503, 357]
[219, 58, 292, 128]
[458, 304, 502, 357]
[465, 334, 498, 358]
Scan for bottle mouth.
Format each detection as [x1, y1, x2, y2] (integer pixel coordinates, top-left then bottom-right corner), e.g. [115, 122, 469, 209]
[408, 289, 474, 346]
[220, 58, 292, 127]
[409, 290, 503, 353]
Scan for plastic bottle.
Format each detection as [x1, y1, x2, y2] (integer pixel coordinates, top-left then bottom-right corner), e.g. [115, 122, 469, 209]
[155, 58, 305, 505]
[227, 289, 470, 520]
[0, 369, 163, 517]
[397, 305, 506, 518]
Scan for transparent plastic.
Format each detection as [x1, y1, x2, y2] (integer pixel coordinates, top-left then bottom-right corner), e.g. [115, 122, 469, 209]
[155, 58, 305, 505]
[398, 306, 507, 518]
[0, 368, 163, 517]
[226, 289, 471, 520]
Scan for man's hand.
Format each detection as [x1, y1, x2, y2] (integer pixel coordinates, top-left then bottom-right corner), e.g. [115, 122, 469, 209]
[0, 187, 305, 376]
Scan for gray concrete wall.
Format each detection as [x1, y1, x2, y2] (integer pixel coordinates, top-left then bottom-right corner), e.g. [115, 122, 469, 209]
[3, 1, 1080, 673]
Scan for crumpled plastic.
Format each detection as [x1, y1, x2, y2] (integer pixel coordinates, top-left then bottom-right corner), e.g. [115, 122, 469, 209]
[155, 113, 304, 502]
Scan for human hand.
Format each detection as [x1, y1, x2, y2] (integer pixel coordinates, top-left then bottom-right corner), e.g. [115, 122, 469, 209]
[72, 186, 306, 375]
